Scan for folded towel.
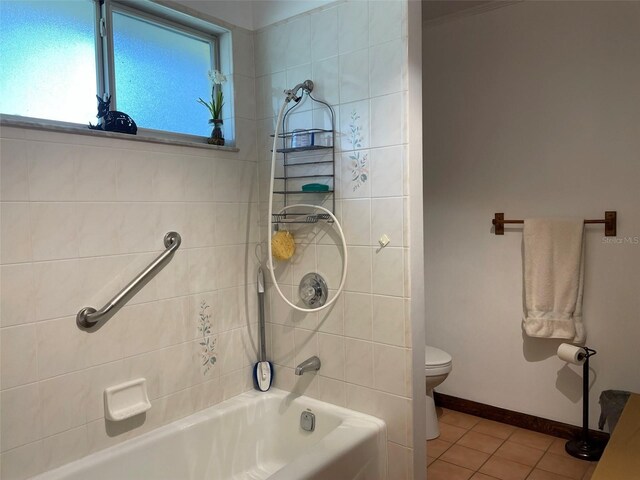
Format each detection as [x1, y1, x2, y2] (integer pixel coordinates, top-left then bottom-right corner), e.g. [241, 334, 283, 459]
[522, 218, 586, 343]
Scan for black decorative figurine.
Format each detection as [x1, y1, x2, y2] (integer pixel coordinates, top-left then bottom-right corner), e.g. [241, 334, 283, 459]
[89, 94, 137, 135]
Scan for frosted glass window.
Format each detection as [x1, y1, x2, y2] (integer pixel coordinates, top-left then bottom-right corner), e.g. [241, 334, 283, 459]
[112, 11, 213, 136]
[0, 1, 222, 138]
[0, 0, 98, 123]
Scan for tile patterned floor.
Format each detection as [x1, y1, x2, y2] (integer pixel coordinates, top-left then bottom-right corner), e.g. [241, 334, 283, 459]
[426, 408, 598, 480]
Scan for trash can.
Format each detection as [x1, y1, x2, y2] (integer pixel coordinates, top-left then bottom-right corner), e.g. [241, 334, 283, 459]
[598, 390, 631, 432]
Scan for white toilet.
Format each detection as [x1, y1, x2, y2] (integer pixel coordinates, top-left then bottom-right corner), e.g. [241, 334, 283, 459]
[425, 345, 453, 440]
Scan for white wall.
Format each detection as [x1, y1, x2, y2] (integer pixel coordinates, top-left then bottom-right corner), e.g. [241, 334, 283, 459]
[253, 1, 414, 478]
[251, 0, 334, 30]
[407, 1, 425, 476]
[0, 23, 260, 479]
[423, 1, 640, 429]
[175, 0, 255, 30]
[176, 0, 334, 31]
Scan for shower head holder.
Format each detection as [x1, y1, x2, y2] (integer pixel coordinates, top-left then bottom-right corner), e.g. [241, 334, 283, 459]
[285, 80, 314, 103]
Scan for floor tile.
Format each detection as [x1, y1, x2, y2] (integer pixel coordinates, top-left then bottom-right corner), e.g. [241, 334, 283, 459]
[457, 430, 505, 454]
[536, 452, 590, 479]
[526, 469, 574, 480]
[439, 421, 469, 443]
[472, 419, 518, 440]
[440, 444, 491, 471]
[547, 438, 568, 456]
[472, 473, 501, 480]
[494, 440, 545, 467]
[439, 408, 483, 429]
[427, 438, 453, 458]
[509, 429, 556, 451]
[427, 459, 475, 480]
[479, 456, 532, 480]
[428, 413, 598, 480]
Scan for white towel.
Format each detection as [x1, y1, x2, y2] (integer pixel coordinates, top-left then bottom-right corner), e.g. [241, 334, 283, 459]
[522, 218, 586, 343]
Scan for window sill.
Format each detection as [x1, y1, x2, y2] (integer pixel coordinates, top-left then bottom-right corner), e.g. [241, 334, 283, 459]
[0, 115, 239, 152]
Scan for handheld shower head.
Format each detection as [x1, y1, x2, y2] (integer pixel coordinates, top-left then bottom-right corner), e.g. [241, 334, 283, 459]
[285, 79, 314, 103]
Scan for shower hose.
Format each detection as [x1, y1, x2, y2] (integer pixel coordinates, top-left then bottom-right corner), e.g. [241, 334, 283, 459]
[267, 98, 348, 313]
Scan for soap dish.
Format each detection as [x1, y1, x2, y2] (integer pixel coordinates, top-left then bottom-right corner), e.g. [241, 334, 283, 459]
[301, 183, 330, 192]
[104, 378, 151, 421]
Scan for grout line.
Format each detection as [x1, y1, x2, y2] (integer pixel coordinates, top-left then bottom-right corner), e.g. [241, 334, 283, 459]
[1, 320, 255, 392]
[429, 458, 476, 474]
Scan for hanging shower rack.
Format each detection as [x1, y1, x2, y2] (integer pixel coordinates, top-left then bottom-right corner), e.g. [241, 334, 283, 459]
[270, 94, 336, 225]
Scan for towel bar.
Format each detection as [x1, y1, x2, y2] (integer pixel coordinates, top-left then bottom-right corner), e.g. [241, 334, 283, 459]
[492, 211, 617, 236]
[77, 232, 181, 328]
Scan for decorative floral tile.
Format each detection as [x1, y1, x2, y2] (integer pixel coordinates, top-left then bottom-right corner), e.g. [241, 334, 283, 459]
[346, 109, 369, 193]
[197, 300, 217, 375]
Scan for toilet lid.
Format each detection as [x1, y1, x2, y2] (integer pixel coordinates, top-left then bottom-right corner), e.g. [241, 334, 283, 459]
[425, 346, 452, 367]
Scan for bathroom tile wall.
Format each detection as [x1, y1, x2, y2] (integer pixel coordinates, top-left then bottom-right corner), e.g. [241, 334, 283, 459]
[253, 2, 413, 478]
[0, 26, 260, 479]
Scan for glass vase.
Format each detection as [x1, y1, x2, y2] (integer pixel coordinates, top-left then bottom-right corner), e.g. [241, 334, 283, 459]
[208, 119, 224, 146]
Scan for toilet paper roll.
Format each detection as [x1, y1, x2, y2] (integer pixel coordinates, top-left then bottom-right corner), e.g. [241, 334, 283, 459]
[557, 343, 586, 365]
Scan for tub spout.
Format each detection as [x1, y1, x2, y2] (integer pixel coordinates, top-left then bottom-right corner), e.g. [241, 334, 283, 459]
[295, 356, 321, 375]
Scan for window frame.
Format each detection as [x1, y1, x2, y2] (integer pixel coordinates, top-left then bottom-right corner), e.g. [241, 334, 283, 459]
[0, 0, 232, 146]
[101, 0, 220, 115]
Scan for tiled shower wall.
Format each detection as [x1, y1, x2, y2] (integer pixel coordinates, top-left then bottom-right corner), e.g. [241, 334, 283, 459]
[0, 27, 260, 479]
[254, 2, 413, 479]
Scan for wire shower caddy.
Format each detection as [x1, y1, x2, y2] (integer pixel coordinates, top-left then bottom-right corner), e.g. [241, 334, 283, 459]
[270, 91, 336, 225]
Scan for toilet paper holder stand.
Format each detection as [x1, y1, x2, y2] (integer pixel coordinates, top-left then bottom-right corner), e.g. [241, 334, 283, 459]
[576, 346, 596, 362]
[565, 346, 607, 461]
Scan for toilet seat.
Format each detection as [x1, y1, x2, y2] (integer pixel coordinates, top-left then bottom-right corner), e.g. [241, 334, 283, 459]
[425, 346, 452, 376]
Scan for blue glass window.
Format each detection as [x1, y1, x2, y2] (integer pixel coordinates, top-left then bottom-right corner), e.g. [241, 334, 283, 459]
[112, 11, 213, 136]
[0, 0, 98, 123]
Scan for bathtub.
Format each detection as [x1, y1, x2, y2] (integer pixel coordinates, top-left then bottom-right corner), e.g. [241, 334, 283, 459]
[32, 388, 387, 480]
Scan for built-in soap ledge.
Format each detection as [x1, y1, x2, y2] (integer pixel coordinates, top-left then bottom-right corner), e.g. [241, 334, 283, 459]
[104, 378, 151, 421]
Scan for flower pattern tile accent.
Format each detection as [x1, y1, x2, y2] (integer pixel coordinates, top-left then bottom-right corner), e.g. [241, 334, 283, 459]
[197, 300, 217, 375]
[346, 110, 368, 192]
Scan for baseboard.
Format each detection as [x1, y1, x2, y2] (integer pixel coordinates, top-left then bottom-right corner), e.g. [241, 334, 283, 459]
[434, 392, 610, 443]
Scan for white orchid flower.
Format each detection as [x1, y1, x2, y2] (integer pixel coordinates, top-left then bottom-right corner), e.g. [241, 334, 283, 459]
[208, 70, 227, 85]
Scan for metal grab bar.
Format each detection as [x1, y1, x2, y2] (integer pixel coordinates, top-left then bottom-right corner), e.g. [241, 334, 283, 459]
[76, 232, 182, 328]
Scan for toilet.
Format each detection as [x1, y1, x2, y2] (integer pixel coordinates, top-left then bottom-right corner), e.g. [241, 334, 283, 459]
[425, 345, 453, 440]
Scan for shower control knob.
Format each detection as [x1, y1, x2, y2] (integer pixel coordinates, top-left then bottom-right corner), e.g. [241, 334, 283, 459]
[299, 273, 328, 308]
[300, 285, 316, 303]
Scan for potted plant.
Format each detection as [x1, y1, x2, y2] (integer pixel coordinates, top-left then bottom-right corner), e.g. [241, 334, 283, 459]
[198, 70, 227, 145]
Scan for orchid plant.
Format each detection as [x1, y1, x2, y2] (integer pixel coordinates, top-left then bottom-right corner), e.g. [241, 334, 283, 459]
[198, 70, 227, 121]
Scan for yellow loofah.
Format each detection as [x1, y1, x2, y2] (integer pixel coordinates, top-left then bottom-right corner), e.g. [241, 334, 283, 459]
[271, 230, 296, 261]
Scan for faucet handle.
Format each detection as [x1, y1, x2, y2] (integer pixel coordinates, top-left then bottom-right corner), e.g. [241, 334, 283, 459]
[299, 273, 328, 308]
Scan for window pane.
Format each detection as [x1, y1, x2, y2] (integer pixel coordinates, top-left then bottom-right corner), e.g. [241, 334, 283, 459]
[0, 0, 97, 123]
[112, 11, 212, 136]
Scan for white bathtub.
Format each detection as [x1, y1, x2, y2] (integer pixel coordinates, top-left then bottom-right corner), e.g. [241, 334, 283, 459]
[32, 388, 387, 480]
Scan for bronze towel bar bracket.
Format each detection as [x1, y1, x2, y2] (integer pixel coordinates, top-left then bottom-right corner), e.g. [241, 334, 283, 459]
[492, 211, 617, 237]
